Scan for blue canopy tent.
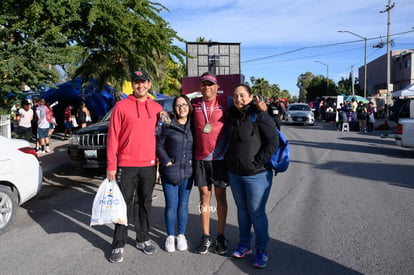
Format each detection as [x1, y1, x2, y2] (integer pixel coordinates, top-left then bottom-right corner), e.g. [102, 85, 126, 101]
[42, 78, 116, 131]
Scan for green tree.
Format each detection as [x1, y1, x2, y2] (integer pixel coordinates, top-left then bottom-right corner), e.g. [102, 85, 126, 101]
[0, 0, 186, 113]
[297, 71, 339, 102]
[297, 72, 314, 101]
[0, 0, 80, 113]
[68, 0, 186, 99]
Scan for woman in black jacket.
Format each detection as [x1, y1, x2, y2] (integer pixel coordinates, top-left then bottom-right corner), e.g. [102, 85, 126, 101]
[156, 95, 193, 253]
[225, 84, 278, 268]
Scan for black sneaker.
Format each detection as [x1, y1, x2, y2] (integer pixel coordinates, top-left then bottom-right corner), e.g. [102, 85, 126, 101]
[136, 240, 155, 255]
[109, 248, 124, 263]
[195, 235, 211, 254]
[215, 234, 228, 255]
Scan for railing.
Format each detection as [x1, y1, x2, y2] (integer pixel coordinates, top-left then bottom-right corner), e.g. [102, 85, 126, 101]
[0, 115, 11, 138]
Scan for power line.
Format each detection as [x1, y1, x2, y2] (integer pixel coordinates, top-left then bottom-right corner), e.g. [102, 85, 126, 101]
[241, 30, 414, 64]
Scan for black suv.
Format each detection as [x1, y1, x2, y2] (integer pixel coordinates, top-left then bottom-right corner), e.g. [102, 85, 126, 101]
[67, 97, 174, 170]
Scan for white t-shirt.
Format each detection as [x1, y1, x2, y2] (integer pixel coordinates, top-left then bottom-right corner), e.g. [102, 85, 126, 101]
[18, 108, 33, 128]
[36, 105, 50, 129]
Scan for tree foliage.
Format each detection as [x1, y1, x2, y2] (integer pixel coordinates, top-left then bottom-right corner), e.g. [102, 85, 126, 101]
[0, 0, 81, 112]
[71, 0, 186, 97]
[0, 0, 186, 112]
[297, 71, 339, 102]
[337, 73, 361, 96]
[249, 76, 290, 100]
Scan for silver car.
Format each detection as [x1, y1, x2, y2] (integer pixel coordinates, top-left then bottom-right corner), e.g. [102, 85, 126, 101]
[285, 103, 315, 125]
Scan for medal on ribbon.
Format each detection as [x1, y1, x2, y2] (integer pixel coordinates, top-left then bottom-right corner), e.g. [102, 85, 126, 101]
[201, 98, 216, 134]
[203, 123, 212, 133]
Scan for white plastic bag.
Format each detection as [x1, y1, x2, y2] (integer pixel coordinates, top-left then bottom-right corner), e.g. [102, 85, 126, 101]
[70, 115, 78, 128]
[369, 113, 376, 123]
[90, 179, 128, 226]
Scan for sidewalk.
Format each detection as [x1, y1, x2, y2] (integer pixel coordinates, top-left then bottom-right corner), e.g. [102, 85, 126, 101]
[37, 133, 70, 174]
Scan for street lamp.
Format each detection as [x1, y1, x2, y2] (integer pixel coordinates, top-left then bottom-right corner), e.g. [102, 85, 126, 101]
[314, 61, 329, 95]
[338, 30, 367, 98]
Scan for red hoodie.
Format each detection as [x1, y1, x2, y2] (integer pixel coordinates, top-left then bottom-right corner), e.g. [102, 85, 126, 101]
[107, 95, 163, 171]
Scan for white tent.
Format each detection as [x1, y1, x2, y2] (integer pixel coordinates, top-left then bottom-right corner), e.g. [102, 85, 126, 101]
[392, 84, 414, 98]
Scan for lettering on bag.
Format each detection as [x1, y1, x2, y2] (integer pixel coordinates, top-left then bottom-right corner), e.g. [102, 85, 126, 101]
[99, 189, 120, 207]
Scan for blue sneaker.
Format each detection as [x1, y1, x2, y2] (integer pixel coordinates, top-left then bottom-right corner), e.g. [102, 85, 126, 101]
[231, 244, 252, 258]
[252, 249, 268, 268]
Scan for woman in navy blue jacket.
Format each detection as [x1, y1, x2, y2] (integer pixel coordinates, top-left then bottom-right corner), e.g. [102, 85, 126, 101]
[156, 95, 193, 253]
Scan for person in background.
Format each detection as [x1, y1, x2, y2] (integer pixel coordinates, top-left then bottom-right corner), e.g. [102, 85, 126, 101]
[356, 101, 368, 133]
[106, 69, 166, 263]
[15, 100, 33, 142]
[366, 101, 377, 132]
[156, 95, 193, 253]
[63, 105, 74, 138]
[31, 98, 39, 147]
[35, 99, 51, 153]
[76, 101, 90, 128]
[47, 102, 57, 139]
[351, 98, 358, 113]
[267, 99, 281, 130]
[225, 84, 278, 268]
[335, 108, 348, 131]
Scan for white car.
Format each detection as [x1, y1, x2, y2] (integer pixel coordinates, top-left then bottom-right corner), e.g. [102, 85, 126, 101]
[285, 103, 315, 125]
[0, 136, 43, 235]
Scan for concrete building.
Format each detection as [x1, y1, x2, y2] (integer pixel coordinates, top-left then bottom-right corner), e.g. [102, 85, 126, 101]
[186, 42, 241, 77]
[359, 49, 414, 96]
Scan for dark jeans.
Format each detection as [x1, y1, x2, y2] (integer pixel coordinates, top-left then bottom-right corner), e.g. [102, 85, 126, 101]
[112, 166, 156, 248]
[17, 126, 32, 141]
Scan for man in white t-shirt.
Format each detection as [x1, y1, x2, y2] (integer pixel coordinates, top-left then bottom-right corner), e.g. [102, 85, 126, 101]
[16, 100, 34, 141]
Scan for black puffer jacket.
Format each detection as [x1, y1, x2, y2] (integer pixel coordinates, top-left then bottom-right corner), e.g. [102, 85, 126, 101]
[156, 119, 193, 185]
[225, 103, 279, 176]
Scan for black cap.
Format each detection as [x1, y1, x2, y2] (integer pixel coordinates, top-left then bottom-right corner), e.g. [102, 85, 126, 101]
[131, 69, 150, 82]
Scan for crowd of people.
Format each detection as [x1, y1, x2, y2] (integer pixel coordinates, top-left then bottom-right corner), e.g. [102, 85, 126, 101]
[13, 98, 92, 152]
[334, 99, 377, 132]
[106, 70, 276, 269]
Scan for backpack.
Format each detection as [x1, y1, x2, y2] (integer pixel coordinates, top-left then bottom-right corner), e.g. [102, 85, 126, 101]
[357, 105, 366, 115]
[45, 106, 52, 123]
[252, 111, 290, 174]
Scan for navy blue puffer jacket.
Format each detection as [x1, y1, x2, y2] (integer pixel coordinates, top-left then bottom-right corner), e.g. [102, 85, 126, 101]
[156, 119, 193, 185]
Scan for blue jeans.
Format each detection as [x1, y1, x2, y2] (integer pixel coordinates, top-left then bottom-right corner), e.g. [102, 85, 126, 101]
[162, 179, 192, 236]
[228, 170, 273, 251]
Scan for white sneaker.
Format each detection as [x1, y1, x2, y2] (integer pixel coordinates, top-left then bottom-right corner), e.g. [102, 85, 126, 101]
[176, 234, 188, 251]
[165, 235, 175, 252]
[45, 146, 51, 153]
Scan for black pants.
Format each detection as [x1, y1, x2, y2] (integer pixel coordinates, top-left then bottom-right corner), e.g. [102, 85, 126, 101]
[17, 126, 32, 141]
[112, 166, 156, 248]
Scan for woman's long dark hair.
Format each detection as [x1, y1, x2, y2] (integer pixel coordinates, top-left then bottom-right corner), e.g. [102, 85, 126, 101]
[172, 95, 193, 118]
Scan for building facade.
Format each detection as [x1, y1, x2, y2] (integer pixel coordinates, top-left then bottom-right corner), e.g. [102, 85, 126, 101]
[359, 49, 414, 96]
[186, 42, 241, 77]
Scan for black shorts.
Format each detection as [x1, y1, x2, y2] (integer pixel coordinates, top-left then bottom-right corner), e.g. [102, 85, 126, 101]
[193, 160, 229, 188]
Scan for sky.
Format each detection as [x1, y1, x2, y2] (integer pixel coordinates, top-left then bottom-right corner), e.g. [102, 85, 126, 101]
[156, 0, 414, 96]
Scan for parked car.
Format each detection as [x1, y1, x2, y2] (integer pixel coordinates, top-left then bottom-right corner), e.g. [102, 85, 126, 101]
[67, 97, 175, 170]
[0, 136, 43, 235]
[284, 103, 315, 125]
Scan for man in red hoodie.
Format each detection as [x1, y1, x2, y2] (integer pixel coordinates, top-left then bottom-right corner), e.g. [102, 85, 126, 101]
[107, 69, 164, 263]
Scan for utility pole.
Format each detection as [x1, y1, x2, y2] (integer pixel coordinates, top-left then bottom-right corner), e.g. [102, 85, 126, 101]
[351, 65, 355, 95]
[380, 1, 395, 115]
[315, 61, 329, 96]
[338, 30, 367, 98]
